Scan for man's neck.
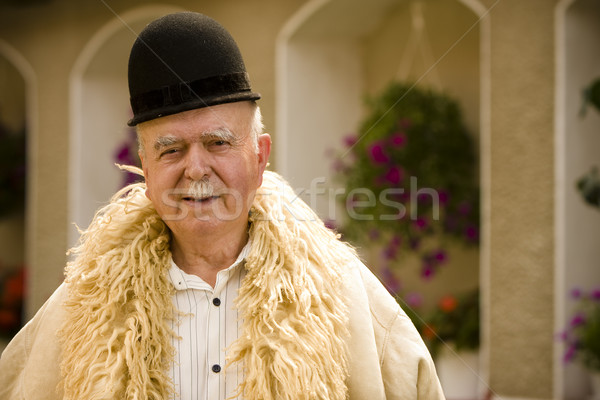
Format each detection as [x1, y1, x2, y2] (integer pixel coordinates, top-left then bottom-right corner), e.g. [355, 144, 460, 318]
[170, 227, 249, 287]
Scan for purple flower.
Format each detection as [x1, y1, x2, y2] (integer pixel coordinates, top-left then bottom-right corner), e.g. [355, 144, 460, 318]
[390, 132, 407, 147]
[331, 158, 346, 173]
[389, 235, 402, 247]
[368, 229, 380, 240]
[323, 219, 337, 230]
[465, 225, 479, 241]
[570, 288, 582, 299]
[382, 242, 398, 260]
[570, 313, 586, 327]
[563, 343, 577, 364]
[405, 292, 423, 308]
[381, 267, 401, 294]
[116, 146, 134, 164]
[458, 201, 472, 216]
[591, 288, 600, 301]
[434, 249, 447, 263]
[413, 218, 428, 231]
[417, 193, 432, 204]
[343, 134, 358, 148]
[368, 141, 390, 164]
[420, 254, 439, 280]
[381, 237, 402, 261]
[557, 330, 569, 342]
[421, 263, 435, 280]
[438, 190, 449, 205]
[123, 173, 140, 186]
[409, 237, 421, 250]
[384, 166, 404, 185]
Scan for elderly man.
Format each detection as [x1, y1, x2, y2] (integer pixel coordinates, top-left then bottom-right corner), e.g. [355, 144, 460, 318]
[0, 12, 444, 400]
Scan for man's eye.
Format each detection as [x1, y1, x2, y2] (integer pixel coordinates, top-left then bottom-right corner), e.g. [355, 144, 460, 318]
[160, 148, 179, 156]
[210, 140, 230, 148]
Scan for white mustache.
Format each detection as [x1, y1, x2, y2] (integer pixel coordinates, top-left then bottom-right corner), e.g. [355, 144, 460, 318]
[187, 179, 214, 199]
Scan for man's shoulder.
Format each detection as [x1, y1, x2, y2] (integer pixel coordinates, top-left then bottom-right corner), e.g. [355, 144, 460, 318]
[341, 258, 405, 327]
[15, 282, 69, 355]
[0, 283, 67, 400]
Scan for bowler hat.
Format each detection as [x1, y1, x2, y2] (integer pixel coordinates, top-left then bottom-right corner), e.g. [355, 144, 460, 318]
[127, 12, 260, 126]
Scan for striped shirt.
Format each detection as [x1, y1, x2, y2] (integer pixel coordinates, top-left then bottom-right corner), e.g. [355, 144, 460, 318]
[167, 243, 250, 400]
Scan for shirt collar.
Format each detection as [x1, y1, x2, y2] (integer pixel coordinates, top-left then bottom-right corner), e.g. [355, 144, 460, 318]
[168, 239, 252, 291]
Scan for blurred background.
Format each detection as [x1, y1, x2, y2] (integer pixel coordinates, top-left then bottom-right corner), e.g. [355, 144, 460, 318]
[0, 0, 598, 399]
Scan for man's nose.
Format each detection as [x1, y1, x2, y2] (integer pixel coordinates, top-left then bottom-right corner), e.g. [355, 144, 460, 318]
[184, 145, 211, 181]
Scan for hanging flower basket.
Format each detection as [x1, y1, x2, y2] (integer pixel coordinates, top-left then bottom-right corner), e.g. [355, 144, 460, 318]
[331, 82, 479, 279]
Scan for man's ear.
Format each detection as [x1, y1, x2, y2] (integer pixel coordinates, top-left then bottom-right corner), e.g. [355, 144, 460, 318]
[256, 133, 271, 186]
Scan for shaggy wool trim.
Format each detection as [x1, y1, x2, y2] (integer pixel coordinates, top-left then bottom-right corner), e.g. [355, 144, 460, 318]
[60, 182, 175, 400]
[228, 171, 354, 400]
[59, 169, 353, 400]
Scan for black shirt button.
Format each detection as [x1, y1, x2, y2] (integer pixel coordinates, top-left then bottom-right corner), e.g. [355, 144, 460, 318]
[212, 364, 221, 373]
[212, 297, 221, 306]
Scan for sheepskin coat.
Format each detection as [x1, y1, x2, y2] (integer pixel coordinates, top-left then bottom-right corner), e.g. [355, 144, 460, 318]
[0, 171, 444, 400]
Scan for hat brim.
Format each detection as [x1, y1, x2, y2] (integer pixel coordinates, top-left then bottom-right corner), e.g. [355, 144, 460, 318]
[128, 91, 261, 126]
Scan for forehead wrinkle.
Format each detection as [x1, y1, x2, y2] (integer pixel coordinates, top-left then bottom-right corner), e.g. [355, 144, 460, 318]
[152, 127, 241, 152]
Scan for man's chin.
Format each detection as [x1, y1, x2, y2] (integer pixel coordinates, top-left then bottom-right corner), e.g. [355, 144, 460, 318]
[160, 207, 246, 224]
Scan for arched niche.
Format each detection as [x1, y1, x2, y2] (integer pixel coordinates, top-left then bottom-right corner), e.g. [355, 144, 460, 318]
[69, 5, 183, 247]
[0, 46, 27, 263]
[276, 0, 488, 220]
[277, 0, 490, 394]
[0, 39, 36, 326]
[275, 0, 489, 295]
[555, 0, 600, 398]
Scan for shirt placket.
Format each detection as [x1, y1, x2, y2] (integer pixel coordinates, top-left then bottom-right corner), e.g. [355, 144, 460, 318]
[206, 284, 223, 399]
[168, 246, 249, 400]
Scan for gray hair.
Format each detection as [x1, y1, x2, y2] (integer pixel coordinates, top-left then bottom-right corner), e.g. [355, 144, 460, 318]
[137, 102, 264, 157]
[248, 102, 264, 153]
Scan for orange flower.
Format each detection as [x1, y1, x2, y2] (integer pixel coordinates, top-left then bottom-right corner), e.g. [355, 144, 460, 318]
[0, 309, 17, 329]
[422, 324, 436, 340]
[2, 268, 25, 307]
[439, 295, 458, 313]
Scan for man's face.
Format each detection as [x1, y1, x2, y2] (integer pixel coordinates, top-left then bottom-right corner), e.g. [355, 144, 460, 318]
[138, 101, 271, 239]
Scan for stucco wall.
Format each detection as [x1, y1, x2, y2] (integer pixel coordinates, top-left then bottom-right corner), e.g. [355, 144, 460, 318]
[0, 0, 584, 398]
[486, 0, 557, 397]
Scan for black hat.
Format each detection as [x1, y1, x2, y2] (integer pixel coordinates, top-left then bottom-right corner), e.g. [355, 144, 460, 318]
[127, 12, 260, 126]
